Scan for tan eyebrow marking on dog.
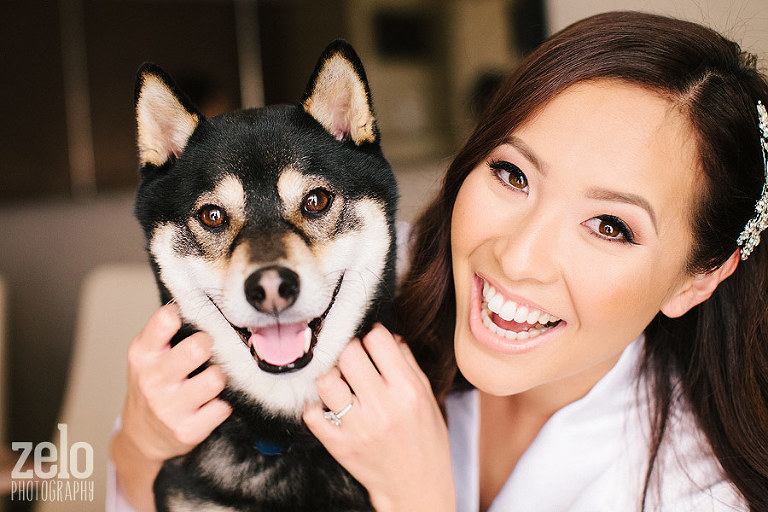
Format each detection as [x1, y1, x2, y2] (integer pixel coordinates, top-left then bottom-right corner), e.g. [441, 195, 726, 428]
[195, 175, 247, 222]
[188, 174, 247, 260]
[278, 166, 344, 241]
[277, 167, 311, 215]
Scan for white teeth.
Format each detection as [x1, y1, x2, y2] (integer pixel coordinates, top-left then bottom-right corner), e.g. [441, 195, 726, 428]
[481, 303, 555, 341]
[488, 293, 505, 315]
[481, 278, 561, 334]
[303, 327, 312, 353]
[482, 306, 494, 329]
[499, 300, 517, 321]
[513, 305, 529, 323]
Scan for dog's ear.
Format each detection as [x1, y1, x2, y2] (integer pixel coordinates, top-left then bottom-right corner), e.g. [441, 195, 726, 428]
[301, 40, 378, 146]
[135, 63, 203, 167]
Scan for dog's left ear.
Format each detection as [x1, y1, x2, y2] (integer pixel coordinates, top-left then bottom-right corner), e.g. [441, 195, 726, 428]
[301, 40, 378, 146]
[135, 63, 203, 168]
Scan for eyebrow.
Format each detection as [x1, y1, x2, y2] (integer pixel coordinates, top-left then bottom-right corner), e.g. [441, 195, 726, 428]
[585, 188, 658, 233]
[502, 136, 547, 176]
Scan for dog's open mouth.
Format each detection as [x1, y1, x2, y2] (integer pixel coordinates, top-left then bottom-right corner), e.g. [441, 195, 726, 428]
[214, 273, 344, 374]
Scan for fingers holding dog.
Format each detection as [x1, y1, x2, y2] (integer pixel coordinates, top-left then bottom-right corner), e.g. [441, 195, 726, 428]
[315, 366, 354, 415]
[360, 324, 417, 385]
[119, 307, 231, 462]
[314, 327, 427, 426]
[397, 339, 433, 391]
[127, 304, 181, 368]
[185, 363, 227, 403]
[337, 339, 385, 398]
[179, 398, 232, 446]
[305, 326, 454, 511]
[163, 331, 214, 382]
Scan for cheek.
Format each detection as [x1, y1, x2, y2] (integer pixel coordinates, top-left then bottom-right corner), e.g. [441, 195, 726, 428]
[451, 171, 499, 264]
[451, 175, 488, 305]
[451, 181, 478, 258]
[568, 257, 673, 337]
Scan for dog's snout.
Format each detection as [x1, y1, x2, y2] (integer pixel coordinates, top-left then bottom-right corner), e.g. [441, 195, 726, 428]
[245, 266, 300, 313]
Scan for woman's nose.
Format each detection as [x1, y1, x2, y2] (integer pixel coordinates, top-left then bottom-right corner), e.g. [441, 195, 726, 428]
[495, 210, 561, 285]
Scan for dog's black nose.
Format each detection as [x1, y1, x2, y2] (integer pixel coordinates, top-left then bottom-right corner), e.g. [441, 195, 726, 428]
[245, 266, 300, 313]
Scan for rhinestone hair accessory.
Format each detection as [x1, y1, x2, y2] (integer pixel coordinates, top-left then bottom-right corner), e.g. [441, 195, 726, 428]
[736, 100, 768, 261]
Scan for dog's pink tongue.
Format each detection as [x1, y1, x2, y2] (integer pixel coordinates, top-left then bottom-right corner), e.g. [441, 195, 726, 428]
[249, 322, 308, 366]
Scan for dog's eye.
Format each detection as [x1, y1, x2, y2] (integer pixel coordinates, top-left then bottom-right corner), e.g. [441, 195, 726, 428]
[199, 205, 228, 228]
[302, 188, 332, 214]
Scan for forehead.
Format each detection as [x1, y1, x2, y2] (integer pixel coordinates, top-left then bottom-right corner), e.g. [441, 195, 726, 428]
[515, 80, 701, 232]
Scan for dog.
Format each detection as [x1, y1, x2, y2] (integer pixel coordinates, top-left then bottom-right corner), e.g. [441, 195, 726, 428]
[133, 40, 397, 511]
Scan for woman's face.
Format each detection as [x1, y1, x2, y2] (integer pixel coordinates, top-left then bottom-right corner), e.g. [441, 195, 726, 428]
[451, 80, 701, 399]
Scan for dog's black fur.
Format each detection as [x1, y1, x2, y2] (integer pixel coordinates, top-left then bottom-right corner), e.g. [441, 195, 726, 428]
[133, 41, 397, 511]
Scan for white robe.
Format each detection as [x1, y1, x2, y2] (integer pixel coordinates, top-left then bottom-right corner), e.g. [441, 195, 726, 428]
[446, 337, 747, 511]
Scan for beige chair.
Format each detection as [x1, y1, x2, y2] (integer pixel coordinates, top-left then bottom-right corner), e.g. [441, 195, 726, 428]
[35, 264, 158, 512]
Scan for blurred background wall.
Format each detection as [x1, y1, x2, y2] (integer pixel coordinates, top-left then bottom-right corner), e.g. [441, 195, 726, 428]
[0, 0, 765, 509]
[1, 0, 544, 451]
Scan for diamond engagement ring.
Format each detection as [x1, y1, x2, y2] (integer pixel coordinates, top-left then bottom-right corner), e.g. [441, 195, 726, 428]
[324, 402, 353, 426]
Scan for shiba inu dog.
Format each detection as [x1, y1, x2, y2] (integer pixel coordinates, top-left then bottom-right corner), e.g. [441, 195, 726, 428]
[134, 40, 397, 511]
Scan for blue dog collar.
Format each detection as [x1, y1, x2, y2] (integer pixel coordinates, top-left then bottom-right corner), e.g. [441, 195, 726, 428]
[253, 438, 285, 456]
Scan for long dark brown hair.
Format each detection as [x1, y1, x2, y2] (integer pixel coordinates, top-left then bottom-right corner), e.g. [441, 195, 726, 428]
[396, 11, 768, 510]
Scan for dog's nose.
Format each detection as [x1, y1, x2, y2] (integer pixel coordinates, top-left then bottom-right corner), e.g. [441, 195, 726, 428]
[244, 266, 300, 313]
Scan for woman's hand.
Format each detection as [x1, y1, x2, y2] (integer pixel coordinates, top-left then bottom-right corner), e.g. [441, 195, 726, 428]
[110, 304, 231, 511]
[303, 324, 456, 512]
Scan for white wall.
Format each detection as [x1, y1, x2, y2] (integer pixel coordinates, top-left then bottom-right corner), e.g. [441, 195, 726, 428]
[547, 0, 768, 57]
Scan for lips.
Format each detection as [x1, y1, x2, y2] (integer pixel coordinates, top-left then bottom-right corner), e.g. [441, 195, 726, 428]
[212, 273, 344, 374]
[469, 274, 564, 354]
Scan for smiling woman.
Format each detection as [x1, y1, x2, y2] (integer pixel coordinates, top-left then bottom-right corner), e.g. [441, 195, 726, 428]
[394, 10, 768, 512]
[452, 81, 701, 396]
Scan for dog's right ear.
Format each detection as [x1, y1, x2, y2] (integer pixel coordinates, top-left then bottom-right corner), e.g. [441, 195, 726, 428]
[135, 63, 203, 168]
[301, 40, 378, 146]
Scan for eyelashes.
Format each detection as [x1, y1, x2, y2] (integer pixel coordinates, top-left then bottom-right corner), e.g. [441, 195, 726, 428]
[487, 159, 638, 245]
[489, 159, 529, 192]
[583, 215, 637, 244]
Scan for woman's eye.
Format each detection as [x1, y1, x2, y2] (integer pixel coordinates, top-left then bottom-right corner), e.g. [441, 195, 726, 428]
[489, 160, 529, 192]
[199, 205, 228, 229]
[302, 188, 333, 215]
[584, 215, 636, 244]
